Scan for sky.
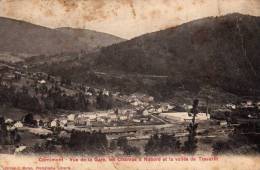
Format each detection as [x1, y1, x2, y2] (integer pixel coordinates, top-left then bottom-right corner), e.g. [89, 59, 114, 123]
[0, 0, 260, 39]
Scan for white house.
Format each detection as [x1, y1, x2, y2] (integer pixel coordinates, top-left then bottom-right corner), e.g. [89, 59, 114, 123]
[133, 119, 141, 123]
[119, 115, 128, 121]
[50, 119, 58, 127]
[67, 114, 75, 121]
[109, 114, 118, 121]
[142, 110, 150, 116]
[15, 146, 27, 154]
[14, 121, 23, 128]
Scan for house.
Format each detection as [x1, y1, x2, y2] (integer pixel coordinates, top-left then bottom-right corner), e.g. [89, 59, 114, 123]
[15, 145, 27, 154]
[226, 103, 236, 109]
[50, 119, 59, 127]
[133, 119, 141, 123]
[148, 108, 156, 113]
[119, 115, 128, 121]
[60, 119, 68, 127]
[162, 104, 175, 112]
[240, 100, 254, 108]
[109, 114, 118, 121]
[130, 101, 140, 106]
[38, 79, 46, 84]
[98, 112, 109, 117]
[148, 96, 154, 102]
[75, 118, 91, 126]
[5, 118, 14, 124]
[128, 112, 134, 119]
[14, 121, 23, 128]
[140, 118, 149, 123]
[67, 114, 75, 121]
[85, 92, 93, 96]
[97, 117, 105, 123]
[142, 110, 150, 116]
[88, 114, 97, 121]
[157, 108, 163, 113]
[102, 89, 110, 96]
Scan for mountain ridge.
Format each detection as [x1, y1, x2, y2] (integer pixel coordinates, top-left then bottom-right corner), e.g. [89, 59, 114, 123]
[29, 13, 260, 99]
[0, 17, 125, 57]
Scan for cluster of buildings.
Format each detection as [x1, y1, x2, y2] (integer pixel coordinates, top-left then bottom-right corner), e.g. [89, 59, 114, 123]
[34, 99, 177, 133]
[50, 108, 158, 129]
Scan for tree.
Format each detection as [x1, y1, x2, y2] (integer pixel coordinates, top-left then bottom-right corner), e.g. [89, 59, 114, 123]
[183, 99, 199, 154]
[23, 113, 36, 126]
[69, 130, 108, 154]
[123, 145, 140, 155]
[198, 86, 214, 117]
[212, 121, 260, 155]
[117, 136, 128, 149]
[145, 133, 181, 155]
[145, 133, 160, 154]
[96, 91, 113, 110]
[0, 116, 7, 145]
[160, 134, 181, 153]
[33, 140, 57, 153]
[109, 140, 117, 151]
[116, 136, 140, 155]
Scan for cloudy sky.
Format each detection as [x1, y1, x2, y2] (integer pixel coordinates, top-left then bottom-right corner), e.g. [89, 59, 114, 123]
[0, 0, 260, 39]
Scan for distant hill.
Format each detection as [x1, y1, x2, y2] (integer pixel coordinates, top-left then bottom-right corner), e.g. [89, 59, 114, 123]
[0, 17, 125, 57]
[56, 27, 124, 50]
[31, 13, 260, 100]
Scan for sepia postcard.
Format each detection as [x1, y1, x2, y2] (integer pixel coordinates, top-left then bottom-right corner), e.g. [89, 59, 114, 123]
[0, 0, 260, 169]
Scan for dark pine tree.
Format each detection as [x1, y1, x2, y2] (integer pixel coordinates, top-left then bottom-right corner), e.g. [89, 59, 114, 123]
[183, 99, 199, 154]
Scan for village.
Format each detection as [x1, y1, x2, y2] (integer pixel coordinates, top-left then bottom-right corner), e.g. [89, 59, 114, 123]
[1, 63, 260, 155]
